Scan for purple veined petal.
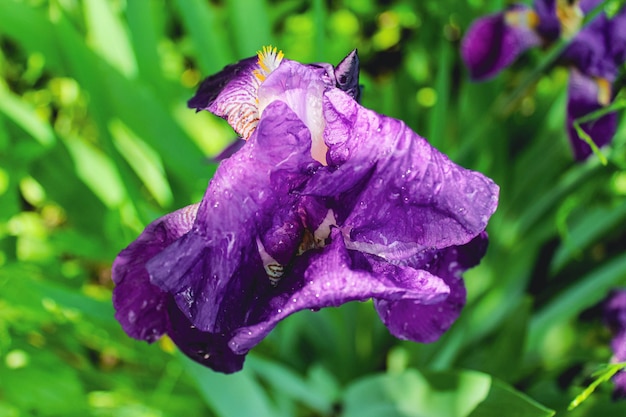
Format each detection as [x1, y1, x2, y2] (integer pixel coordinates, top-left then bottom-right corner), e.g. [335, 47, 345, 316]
[374, 232, 488, 343]
[147, 100, 319, 334]
[187, 57, 261, 139]
[566, 69, 616, 160]
[258, 60, 335, 164]
[228, 228, 450, 355]
[304, 88, 498, 260]
[461, 6, 541, 80]
[112, 203, 199, 342]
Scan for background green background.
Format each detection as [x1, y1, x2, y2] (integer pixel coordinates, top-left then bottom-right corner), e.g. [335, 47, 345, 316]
[1, 0, 625, 416]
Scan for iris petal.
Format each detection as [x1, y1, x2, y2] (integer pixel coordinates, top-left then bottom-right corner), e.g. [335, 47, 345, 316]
[228, 228, 450, 354]
[305, 89, 499, 259]
[112, 204, 199, 342]
[461, 7, 541, 80]
[375, 233, 488, 342]
[147, 100, 318, 333]
[187, 57, 261, 139]
[566, 69, 616, 160]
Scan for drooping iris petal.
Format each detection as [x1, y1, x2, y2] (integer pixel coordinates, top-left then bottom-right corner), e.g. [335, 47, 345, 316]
[228, 228, 450, 354]
[305, 88, 499, 260]
[566, 69, 616, 160]
[461, 6, 541, 80]
[147, 100, 319, 333]
[166, 300, 245, 373]
[112, 204, 199, 342]
[375, 232, 488, 342]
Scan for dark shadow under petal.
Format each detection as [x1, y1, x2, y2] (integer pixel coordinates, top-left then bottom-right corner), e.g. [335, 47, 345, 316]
[166, 298, 245, 373]
[228, 228, 450, 354]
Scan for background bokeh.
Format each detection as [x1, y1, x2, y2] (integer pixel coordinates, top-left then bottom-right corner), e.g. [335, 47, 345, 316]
[1, 0, 625, 416]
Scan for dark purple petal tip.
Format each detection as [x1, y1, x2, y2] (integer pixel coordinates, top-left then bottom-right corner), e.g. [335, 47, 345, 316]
[334, 49, 361, 101]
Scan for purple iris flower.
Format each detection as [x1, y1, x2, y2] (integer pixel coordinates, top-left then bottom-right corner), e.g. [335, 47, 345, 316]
[603, 289, 626, 399]
[461, 0, 626, 160]
[112, 47, 499, 373]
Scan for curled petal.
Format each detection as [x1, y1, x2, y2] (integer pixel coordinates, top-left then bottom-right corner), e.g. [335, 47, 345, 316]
[187, 57, 261, 138]
[306, 89, 498, 260]
[112, 204, 199, 342]
[228, 229, 450, 354]
[566, 69, 616, 160]
[374, 233, 488, 343]
[461, 7, 541, 80]
[147, 100, 318, 333]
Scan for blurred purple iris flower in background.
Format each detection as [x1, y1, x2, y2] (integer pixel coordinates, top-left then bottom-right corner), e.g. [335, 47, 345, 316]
[461, 0, 626, 160]
[112, 47, 499, 373]
[603, 289, 626, 399]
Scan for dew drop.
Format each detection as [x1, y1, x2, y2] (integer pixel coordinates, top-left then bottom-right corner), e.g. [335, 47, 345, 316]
[127, 311, 136, 323]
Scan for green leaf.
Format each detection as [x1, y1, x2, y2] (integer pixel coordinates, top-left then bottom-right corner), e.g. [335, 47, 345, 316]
[227, 0, 273, 56]
[0, 84, 55, 148]
[568, 362, 626, 410]
[529, 251, 626, 351]
[174, 0, 233, 73]
[83, 0, 137, 77]
[247, 355, 334, 413]
[0, 348, 87, 416]
[551, 199, 626, 273]
[180, 354, 279, 417]
[342, 369, 554, 417]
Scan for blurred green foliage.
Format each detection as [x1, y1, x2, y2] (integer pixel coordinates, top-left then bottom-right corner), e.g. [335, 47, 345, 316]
[1, 0, 625, 416]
